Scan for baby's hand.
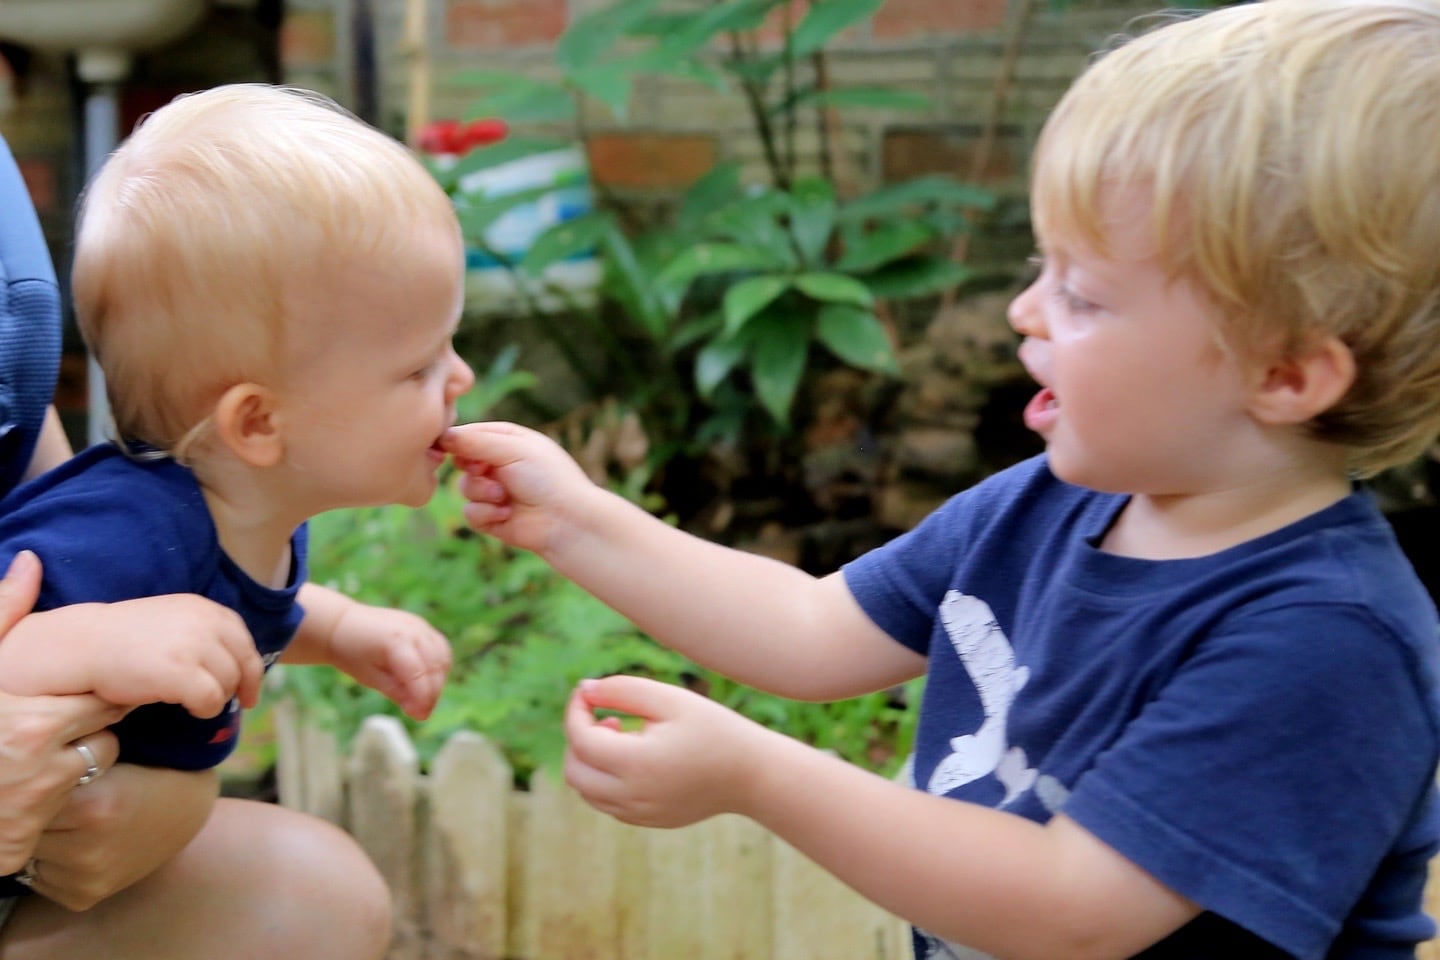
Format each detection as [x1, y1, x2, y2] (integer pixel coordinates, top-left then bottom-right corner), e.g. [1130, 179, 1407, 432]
[327, 602, 451, 720]
[562, 675, 766, 828]
[0, 593, 262, 719]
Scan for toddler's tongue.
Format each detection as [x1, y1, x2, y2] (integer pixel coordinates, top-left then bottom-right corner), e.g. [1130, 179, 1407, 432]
[1023, 387, 1059, 433]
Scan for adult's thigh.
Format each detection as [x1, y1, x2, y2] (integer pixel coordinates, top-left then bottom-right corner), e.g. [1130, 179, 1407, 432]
[0, 798, 392, 960]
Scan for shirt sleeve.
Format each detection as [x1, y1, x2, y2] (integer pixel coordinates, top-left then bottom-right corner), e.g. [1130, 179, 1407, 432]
[1062, 603, 1440, 960]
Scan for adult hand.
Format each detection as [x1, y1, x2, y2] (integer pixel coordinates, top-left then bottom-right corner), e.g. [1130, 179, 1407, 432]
[25, 764, 219, 910]
[0, 551, 124, 875]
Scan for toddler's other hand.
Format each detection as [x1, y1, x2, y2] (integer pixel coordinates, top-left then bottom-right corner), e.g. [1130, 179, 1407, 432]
[562, 675, 766, 829]
[328, 602, 451, 720]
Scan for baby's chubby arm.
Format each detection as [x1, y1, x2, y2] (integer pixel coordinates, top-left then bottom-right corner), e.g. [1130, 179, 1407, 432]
[286, 583, 450, 721]
[441, 422, 923, 701]
[0, 552, 263, 718]
[567, 676, 1201, 960]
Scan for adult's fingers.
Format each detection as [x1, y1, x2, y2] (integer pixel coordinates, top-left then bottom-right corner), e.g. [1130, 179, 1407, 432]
[0, 550, 42, 637]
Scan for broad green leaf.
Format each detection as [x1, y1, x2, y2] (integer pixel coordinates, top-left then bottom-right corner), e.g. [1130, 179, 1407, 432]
[839, 175, 998, 222]
[556, 0, 663, 72]
[834, 220, 935, 272]
[678, 161, 744, 229]
[816, 304, 899, 374]
[729, 51, 786, 85]
[452, 137, 571, 177]
[748, 313, 811, 425]
[723, 275, 791, 335]
[860, 257, 973, 299]
[794, 271, 874, 307]
[787, 176, 836, 267]
[599, 220, 670, 336]
[462, 83, 576, 124]
[568, 62, 635, 118]
[455, 183, 559, 237]
[520, 211, 612, 275]
[651, 0, 776, 62]
[666, 309, 724, 355]
[789, 0, 886, 57]
[704, 193, 798, 268]
[785, 86, 932, 113]
[695, 336, 747, 398]
[646, 57, 730, 93]
[655, 243, 790, 291]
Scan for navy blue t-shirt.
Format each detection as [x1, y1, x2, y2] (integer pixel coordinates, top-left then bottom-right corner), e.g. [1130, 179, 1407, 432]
[0, 442, 307, 771]
[843, 455, 1440, 960]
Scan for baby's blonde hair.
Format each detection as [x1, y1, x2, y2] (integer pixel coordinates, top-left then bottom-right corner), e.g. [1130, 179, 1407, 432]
[72, 83, 460, 455]
[1032, 0, 1440, 476]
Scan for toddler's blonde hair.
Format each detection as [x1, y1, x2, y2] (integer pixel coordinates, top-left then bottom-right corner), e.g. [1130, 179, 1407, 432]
[73, 83, 460, 455]
[1032, 0, 1440, 476]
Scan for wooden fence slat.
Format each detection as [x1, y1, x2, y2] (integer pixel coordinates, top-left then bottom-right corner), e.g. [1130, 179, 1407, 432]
[424, 731, 512, 960]
[771, 838, 909, 960]
[522, 771, 623, 960]
[640, 823, 709, 960]
[613, 819, 653, 960]
[505, 793, 530, 960]
[348, 716, 423, 960]
[702, 814, 774, 960]
[270, 693, 343, 824]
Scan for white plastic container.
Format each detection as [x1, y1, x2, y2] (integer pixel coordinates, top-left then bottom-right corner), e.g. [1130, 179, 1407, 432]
[454, 146, 602, 315]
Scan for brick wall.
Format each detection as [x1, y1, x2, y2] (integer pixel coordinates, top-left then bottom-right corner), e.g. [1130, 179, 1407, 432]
[284, 0, 1156, 217]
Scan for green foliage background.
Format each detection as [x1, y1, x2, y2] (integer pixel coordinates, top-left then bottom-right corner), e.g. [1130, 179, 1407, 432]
[280, 472, 919, 786]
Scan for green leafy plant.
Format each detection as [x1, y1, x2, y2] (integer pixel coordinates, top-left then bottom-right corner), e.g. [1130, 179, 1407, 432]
[283, 472, 919, 785]
[432, 0, 998, 481]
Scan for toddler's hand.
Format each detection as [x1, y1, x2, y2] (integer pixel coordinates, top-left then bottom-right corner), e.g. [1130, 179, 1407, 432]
[440, 421, 598, 555]
[562, 675, 766, 828]
[328, 602, 451, 720]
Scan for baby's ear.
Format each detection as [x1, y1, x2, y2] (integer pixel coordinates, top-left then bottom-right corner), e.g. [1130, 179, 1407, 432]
[1248, 335, 1356, 426]
[213, 383, 283, 467]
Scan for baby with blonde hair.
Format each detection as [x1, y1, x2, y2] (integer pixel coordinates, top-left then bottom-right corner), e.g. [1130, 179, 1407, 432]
[0, 83, 473, 777]
[442, 2, 1440, 956]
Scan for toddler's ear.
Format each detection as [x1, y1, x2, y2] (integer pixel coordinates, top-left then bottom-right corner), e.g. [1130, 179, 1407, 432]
[213, 383, 283, 467]
[1248, 335, 1355, 426]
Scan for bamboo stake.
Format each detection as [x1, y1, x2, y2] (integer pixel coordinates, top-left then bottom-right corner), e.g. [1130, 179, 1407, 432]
[402, 0, 430, 147]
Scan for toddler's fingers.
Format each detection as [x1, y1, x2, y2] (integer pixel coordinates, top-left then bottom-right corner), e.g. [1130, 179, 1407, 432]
[462, 501, 513, 531]
[576, 675, 678, 721]
[456, 471, 507, 504]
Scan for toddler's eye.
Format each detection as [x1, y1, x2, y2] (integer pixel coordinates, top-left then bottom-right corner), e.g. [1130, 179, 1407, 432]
[1051, 284, 1099, 315]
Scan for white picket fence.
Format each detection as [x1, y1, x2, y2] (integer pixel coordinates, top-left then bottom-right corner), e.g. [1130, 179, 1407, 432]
[272, 699, 910, 960]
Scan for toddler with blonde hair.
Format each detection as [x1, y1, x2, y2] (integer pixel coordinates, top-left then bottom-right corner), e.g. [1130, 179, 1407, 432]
[443, 2, 1440, 956]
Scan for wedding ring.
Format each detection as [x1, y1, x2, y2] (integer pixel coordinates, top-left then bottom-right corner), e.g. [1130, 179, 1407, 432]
[14, 858, 38, 888]
[74, 741, 101, 786]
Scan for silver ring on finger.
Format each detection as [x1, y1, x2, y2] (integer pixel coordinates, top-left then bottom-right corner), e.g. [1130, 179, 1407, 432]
[74, 740, 101, 786]
[15, 857, 38, 888]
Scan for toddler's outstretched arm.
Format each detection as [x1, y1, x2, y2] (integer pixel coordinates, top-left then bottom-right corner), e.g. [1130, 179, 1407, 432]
[566, 675, 1201, 959]
[442, 422, 923, 701]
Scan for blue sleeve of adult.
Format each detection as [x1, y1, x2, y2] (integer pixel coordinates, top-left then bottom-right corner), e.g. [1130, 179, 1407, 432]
[0, 134, 61, 497]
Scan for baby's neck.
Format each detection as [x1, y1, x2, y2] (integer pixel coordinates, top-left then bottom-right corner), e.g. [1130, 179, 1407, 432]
[197, 471, 308, 590]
